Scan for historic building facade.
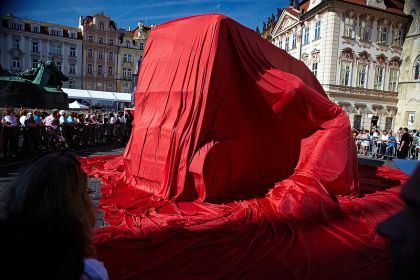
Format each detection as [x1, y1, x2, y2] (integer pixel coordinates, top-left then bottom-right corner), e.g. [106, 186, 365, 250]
[271, 0, 410, 130]
[79, 13, 119, 92]
[0, 14, 83, 89]
[116, 22, 152, 93]
[394, 0, 420, 129]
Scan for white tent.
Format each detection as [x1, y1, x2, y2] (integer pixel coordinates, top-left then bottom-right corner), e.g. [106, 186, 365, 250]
[69, 100, 89, 109]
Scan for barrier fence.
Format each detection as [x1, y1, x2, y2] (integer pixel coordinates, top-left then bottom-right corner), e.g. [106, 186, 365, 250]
[0, 123, 131, 161]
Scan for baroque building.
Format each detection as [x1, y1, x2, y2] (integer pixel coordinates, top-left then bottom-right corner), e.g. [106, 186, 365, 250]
[271, 0, 410, 131]
[394, 0, 420, 129]
[0, 14, 83, 89]
[116, 22, 153, 93]
[79, 13, 119, 92]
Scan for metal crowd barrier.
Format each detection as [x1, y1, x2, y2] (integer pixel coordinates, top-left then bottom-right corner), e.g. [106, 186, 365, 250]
[0, 123, 131, 160]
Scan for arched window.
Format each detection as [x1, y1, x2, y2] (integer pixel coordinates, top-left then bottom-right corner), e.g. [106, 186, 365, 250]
[414, 56, 420, 80]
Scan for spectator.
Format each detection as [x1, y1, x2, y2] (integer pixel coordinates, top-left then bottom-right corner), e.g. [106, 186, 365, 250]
[398, 128, 411, 159]
[19, 109, 28, 127]
[385, 132, 397, 160]
[109, 113, 116, 124]
[59, 110, 67, 125]
[33, 110, 42, 125]
[44, 109, 59, 130]
[2, 107, 18, 127]
[1, 153, 108, 280]
[118, 111, 126, 124]
[67, 112, 75, 124]
[377, 165, 420, 279]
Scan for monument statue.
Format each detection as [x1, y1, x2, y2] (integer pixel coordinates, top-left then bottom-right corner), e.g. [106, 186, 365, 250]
[0, 60, 69, 109]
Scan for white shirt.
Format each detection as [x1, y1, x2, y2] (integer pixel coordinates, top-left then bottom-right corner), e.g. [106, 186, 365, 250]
[381, 135, 389, 142]
[2, 115, 18, 127]
[19, 116, 27, 127]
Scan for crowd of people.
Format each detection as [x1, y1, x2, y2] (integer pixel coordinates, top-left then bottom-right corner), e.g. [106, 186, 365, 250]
[353, 127, 420, 160]
[0, 107, 133, 159]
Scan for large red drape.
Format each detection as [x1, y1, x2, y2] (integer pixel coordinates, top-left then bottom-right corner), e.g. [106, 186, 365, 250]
[80, 14, 409, 279]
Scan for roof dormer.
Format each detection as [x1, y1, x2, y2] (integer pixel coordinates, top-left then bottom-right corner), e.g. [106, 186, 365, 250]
[365, 0, 386, 10]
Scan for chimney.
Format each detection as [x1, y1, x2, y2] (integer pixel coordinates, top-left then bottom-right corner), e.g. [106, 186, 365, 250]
[128, 26, 131, 31]
[138, 21, 144, 30]
[79, 16, 83, 26]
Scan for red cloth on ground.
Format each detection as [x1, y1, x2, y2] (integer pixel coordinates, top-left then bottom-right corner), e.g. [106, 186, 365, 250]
[81, 156, 407, 279]
[79, 14, 409, 279]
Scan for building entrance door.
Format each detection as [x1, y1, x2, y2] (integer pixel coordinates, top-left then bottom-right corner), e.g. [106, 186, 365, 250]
[371, 116, 379, 129]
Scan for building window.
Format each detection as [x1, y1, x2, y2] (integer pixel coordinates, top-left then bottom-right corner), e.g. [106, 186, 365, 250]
[123, 68, 127, 77]
[69, 80, 74, 88]
[56, 61, 62, 72]
[99, 22, 104, 30]
[128, 54, 132, 62]
[354, 115, 362, 130]
[378, 26, 389, 43]
[13, 39, 20, 50]
[86, 82, 92, 90]
[32, 25, 39, 33]
[303, 27, 309, 45]
[407, 112, 415, 126]
[414, 56, 420, 80]
[12, 58, 21, 68]
[385, 117, 393, 130]
[125, 40, 130, 48]
[32, 59, 38, 68]
[32, 41, 39, 52]
[388, 68, 399, 92]
[88, 35, 93, 43]
[285, 36, 289, 51]
[69, 31, 76, 39]
[374, 66, 385, 90]
[107, 82, 113, 91]
[312, 62, 318, 77]
[10, 22, 22, 30]
[108, 66, 113, 76]
[140, 42, 144, 50]
[109, 39, 114, 46]
[359, 21, 371, 41]
[50, 29, 62, 36]
[97, 82, 103, 91]
[108, 51, 113, 60]
[357, 64, 367, 88]
[123, 54, 128, 62]
[343, 17, 354, 38]
[292, 33, 297, 49]
[127, 68, 131, 76]
[87, 64, 93, 74]
[340, 61, 352, 86]
[279, 40, 283, 49]
[49, 44, 62, 55]
[69, 64, 76, 74]
[88, 49, 93, 58]
[98, 50, 103, 59]
[392, 28, 403, 47]
[314, 20, 321, 40]
[70, 47, 76, 57]
[99, 37, 104, 44]
[98, 65, 103, 75]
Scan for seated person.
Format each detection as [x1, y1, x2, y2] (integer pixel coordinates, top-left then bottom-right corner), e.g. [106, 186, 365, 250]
[0, 153, 108, 280]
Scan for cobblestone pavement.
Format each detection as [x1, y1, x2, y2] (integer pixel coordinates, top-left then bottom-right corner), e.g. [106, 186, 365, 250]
[0, 150, 402, 228]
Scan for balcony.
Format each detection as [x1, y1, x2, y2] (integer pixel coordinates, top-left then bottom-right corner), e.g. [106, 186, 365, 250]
[326, 84, 398, 101]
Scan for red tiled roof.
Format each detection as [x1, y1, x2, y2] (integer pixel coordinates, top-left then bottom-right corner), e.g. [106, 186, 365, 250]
[299, 0, 405, 15]
[285, 7, 300, 17]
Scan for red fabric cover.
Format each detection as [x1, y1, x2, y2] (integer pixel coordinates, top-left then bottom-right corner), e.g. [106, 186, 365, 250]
[81, 156, 407, 279]
[79, 14, 409, 279]
[123, 14, 358, 203]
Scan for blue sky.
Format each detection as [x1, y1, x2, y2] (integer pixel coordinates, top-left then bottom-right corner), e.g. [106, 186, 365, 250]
[1, 0, 288, 31]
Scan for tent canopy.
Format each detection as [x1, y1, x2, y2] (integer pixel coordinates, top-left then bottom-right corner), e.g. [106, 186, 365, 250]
[69, 100, 89, 109]
[62, 88, 132, 102]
